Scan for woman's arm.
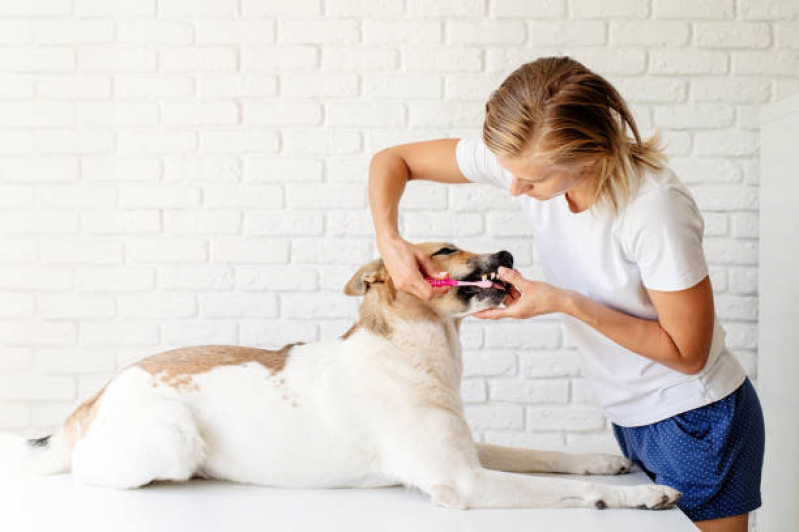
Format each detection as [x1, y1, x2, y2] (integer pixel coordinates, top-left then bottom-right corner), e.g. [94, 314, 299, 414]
[474, 267, 715, 375]
[368, 139, 469, 300]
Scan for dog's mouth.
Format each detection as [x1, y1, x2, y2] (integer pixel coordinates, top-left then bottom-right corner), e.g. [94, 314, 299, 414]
[458, 270, 511, 294]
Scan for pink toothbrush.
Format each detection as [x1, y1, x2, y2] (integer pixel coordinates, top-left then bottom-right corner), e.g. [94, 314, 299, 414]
[425, 277, 504, 290]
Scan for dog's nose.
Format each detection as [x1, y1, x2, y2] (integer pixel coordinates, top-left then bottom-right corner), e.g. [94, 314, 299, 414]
[494, 250, 513, 268]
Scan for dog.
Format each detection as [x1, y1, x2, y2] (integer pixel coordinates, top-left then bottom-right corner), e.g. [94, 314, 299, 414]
[0, 242, 680, 510]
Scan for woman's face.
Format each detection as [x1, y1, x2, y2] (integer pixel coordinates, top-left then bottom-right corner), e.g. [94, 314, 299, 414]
[497, 154, 593, 202]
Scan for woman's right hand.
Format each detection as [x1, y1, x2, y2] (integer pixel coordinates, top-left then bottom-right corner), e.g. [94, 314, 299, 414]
[376, 236, 451, 300]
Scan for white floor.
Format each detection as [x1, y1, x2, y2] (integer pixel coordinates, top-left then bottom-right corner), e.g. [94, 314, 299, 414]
[0, 470, 697, 532]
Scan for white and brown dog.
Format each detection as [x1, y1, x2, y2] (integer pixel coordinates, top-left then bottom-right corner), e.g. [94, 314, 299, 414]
[0, 243, 680, 510]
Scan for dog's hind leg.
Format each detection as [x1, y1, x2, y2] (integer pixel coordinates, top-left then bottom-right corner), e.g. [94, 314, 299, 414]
[475, 443, 632, 475]
[72, 397, 205, 489]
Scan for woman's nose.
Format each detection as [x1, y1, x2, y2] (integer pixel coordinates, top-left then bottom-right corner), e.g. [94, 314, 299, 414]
[510, 177, 528, 196]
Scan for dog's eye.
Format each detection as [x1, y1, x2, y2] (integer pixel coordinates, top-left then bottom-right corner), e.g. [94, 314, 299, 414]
[432, 248, 458, 257]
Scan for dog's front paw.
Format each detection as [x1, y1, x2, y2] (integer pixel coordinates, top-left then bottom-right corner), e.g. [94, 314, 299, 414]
[627, 484, 682, 510]
[429, 484, 467, 510]
[578, 454, 633, 475]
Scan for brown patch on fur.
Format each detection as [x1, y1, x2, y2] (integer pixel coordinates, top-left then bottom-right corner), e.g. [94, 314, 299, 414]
[135, 343, 304, 390]
[62, 384, 107, 445]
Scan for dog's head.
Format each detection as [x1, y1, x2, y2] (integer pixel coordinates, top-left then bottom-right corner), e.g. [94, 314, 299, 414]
[344, 242, 514, 318]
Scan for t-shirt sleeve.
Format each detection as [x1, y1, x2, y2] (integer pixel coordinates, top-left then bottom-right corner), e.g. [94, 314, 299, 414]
[455, 135, 514, 190]
[622, 185, 709, 292]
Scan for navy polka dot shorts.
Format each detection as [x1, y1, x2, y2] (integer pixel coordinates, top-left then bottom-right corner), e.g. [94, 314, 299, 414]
[612, 377, 765, 522]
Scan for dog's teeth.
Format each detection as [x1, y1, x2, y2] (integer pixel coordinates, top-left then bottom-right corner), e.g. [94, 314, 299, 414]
[481, 274, 487, 281]
[491, 272, 496, 279]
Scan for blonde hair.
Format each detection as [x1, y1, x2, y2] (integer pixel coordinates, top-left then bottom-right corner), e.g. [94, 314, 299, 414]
[483, 56, 666, 215]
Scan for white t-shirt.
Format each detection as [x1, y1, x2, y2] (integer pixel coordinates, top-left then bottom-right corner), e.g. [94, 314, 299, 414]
[456, 135, 747, 427]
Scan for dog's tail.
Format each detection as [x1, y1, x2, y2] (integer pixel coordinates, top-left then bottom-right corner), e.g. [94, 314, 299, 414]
[0, 429, 72, 475]
[0, 386, 105, 476]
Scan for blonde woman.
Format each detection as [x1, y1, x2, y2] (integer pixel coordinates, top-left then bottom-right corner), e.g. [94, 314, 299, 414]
[368, 57, 764, 532]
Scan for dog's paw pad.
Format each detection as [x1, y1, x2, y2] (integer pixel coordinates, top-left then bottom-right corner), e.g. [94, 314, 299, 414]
[430, 484, 466, 510]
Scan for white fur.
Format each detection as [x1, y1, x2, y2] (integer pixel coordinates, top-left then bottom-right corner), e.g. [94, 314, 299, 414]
[0, 291, 680, 510]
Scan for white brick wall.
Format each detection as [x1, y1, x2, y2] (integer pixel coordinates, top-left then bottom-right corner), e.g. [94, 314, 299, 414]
[0, 1, 791, 507]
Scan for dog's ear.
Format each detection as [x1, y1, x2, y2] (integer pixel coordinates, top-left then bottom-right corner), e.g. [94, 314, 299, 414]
[344, 259, 387, 296]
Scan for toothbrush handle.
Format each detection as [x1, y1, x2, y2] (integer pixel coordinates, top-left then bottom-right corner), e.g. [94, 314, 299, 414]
[425, 277, 458, 287]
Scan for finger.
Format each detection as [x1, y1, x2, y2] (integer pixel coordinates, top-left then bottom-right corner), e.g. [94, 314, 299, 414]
[496, 266, 525, 289]
[472, 307, 509, 320]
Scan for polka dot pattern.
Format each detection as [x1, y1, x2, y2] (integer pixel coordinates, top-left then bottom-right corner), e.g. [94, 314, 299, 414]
[612, 378, 765, 522]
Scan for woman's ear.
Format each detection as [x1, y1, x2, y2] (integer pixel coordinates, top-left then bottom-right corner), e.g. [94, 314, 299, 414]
[343, 259, 387, 296]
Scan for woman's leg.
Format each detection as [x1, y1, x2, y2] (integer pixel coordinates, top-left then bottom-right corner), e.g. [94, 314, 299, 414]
[694, 513, 748, 532]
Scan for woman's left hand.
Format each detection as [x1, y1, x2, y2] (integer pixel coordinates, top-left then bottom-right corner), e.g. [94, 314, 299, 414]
[472, 266, 566, 320]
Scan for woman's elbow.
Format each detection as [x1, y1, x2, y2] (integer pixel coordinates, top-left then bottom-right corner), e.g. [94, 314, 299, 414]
[679, 352, 710, 375]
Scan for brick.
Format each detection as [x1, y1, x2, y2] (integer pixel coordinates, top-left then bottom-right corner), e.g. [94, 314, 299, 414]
[490, 0, 565, 18]
[776, 22, 799, 48]
[404, 46, 482, 73]
[733, 51, 799, 75]
[527, 407, 606, 431]
[241, 0, 321, 18]
[211, 239, 289, 264]
[281, 73, 358, 98]
[199, 129, 280, 154]
[178, 157, 241, 183]
[326, 0, 404, 17]
[696, 22, 771, 49]
[690, 78, 771, 103]
[120, 185, 201, 208]
[282, 130, 361, 155]
[34, 348, 117, 373]
[404, 212, 483, 237]
[483, 431, 565, 450]
[731, 212, 759, 238]
[0, 321, 75, 345]
[0, 74, 34, 97]
[115, 76, 194, 99]
[241, 45, 318, 71]
[408, 102, 487, 128]
[159, 47, 238, 73]
[164, 211, 241, 234]
[244, 158, 323, 183]
[401, 183, 447, 210]
[715, 295, 758, 320]
[0, 47, 73, 73]
[38, 294, 115, 319]
[243, 102, 322, 125]
[654, 0, 734, 19]
[0, 238, 36, 262]
[693, 185, 759, 211]
[236, 265, 318, 291]
[408, 0, 486, 17]
[239, 320, 318, 348]
[245, 212, 324, 236]
[117, 129, 197, 154]
[40, 238, 122, 263]
[363, 21, 441, 44]
[278, 20, 359, 44]
[0, 102, 73, 127]
[695, 130, 759, 156]
[449, 21, 526, 44]
[198, 74, 277, 98]
[461, 380, 487, 402]
[611, 21, 689, 46]
[286, 184, 365, 209]
[0, 0, 70, 16]
[199, 293, 279, 318]
[35, 130, 114, 154]
[81, 211, 160, 234]
[196, 21, 276, 44]
[571, 378, 598, 404]
[0, 212, 78, 234]
[572, 0, 648, 18]
[117, 294, 196, 319]
[282, 294, 358, 319]
[729, 267, 758, 295]
[0, 374, 74, 400]
[490, 378, 569, 403]
[81, 323, 159, 346]
[0, 293, 34, 317]
[0, 405, 29, 429]
[519, 350, 582, 378]
[75, 0, 155, 17]
[80, 48, 156, 73]
[158, 265, 234, 291]
[650, 50, 728, 75]
[529, 21, 606, 45]
[37, 76, 111, 100]
[203, 185, 283, 208]
[81, 102, 159, 126]
[654, 103, 735, 128]
[161, 102, 239, 125]
[485, 323, 561, 349]
[31, 21, 114, 44]
[465, 405, 524, 430]
[291, 238, 373, 265]
[739, 0, 799, 20]
[75, 266, 154, 291]
[159, 0, 238, 17]
[0, 185, 33, 208]
[117, 21, 194, 45]
[323, 47, 400, 72]
[703, 238, 758, 265]
[126, 238, 206, 263]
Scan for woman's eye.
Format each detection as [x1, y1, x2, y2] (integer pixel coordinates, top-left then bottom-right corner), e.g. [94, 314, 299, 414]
[432, 248, 457, 257]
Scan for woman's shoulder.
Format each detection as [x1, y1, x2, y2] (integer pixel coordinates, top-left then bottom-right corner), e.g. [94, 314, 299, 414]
[625, 165, 698, 217]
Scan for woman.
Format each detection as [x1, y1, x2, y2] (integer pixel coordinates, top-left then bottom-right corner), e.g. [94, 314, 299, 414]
[367, 57, 764, 532]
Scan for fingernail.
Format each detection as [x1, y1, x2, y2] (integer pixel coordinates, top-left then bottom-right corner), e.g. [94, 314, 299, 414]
[498, 266, 508, 274]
